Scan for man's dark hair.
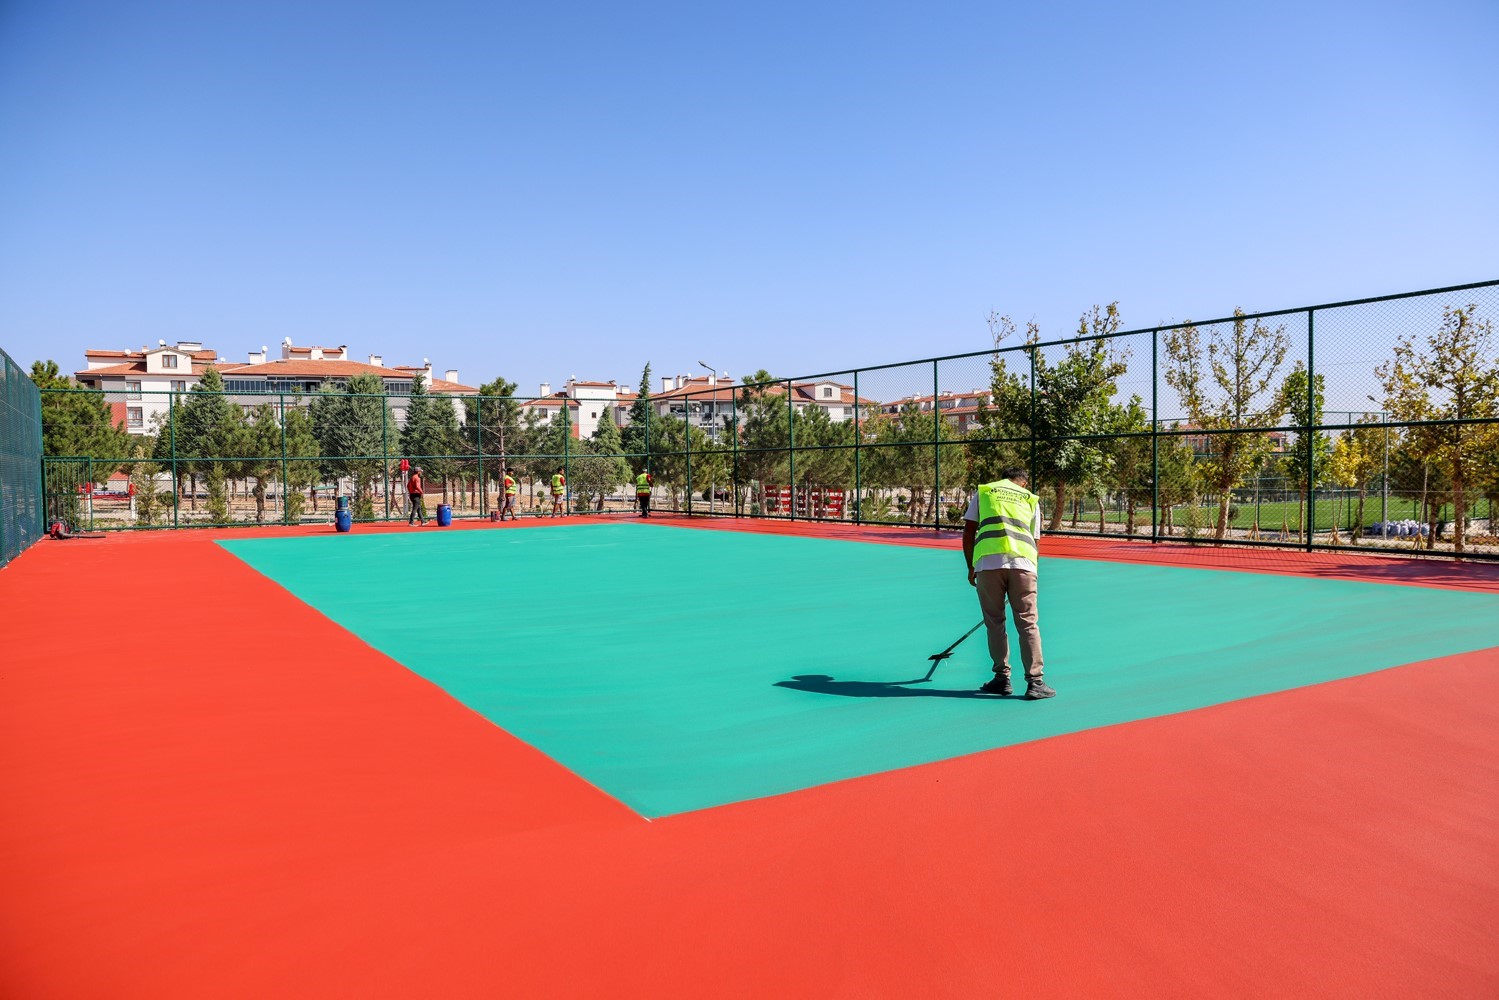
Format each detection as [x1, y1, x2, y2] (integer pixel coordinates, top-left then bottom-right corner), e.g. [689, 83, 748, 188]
[1001, 466, 1028, 482]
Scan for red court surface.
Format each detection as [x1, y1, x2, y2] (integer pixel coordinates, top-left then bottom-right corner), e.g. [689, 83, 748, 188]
[3, 517, 1497, 997]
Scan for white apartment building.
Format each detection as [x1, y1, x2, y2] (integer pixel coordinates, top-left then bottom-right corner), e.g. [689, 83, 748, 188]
[76, 341, 237, 434]
[519, 378, 635, 440]
[518, 372, 879, 442]
[75, 340, 476, 433]
[880, 389, 992, 433]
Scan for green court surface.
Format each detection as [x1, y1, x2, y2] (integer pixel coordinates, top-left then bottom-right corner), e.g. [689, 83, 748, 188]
[220, 524, 1499, 817]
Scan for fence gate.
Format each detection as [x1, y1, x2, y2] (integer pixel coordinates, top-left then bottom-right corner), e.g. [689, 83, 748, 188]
[42, 457, 93, 531]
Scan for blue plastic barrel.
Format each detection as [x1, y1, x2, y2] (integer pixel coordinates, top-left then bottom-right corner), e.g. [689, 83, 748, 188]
[437, 503, 452, 527]
[336, 495, 350, 511]
[335, 509, 353, 532]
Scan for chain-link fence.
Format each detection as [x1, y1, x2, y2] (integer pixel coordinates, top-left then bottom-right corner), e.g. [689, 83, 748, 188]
[1, 347, 44, 567]
[657, 279, 1499, 559]
[30, 278, 1499, 559]
[37, 384, 648, 529]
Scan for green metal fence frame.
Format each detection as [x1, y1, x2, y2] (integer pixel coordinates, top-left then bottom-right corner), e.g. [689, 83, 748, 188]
[1, 347, 45, 567]
[26, 277, 1499, 560]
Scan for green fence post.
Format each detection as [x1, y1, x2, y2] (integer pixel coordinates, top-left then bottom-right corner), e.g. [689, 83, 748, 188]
[787, 379, 795, 522]
[1380, 410, 1388, 528]
[475, 394, 485, 518]
[1028, 347, 1037, 520]
[932, 359, 941, 532]
[686, 393, 693, 517]
[279, 392, 289, 523]
[731, 388, 740, 516]
[563, 400, 571, 515]
[87, 457, 94, 531]
[853, 370, 861, 525]
[1306, 309, 1315, 552]
[169, 391, 179, 528]
[382, 397, 390, 522]
[1151, 329, 1159, 543]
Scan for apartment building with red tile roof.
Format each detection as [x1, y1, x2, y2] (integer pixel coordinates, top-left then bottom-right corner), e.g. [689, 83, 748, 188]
[75, 340, 476, 434]
[879, 389, 992, 433]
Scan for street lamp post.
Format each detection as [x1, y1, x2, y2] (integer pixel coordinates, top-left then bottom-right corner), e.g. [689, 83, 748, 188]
[697, 361, 716, 440]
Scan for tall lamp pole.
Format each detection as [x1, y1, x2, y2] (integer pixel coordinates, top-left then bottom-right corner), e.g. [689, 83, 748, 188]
[697, 361, 716, 439]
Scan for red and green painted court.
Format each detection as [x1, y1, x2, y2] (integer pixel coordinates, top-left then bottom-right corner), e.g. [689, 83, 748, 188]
[3, 517, 1497, 997]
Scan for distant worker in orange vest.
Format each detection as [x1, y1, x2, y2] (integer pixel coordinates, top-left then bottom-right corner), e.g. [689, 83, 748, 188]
[636, 471, 653, 518]
[499, 470, 519, 521]
[407, 466, 428, 526]
[549, 468, 567, 517]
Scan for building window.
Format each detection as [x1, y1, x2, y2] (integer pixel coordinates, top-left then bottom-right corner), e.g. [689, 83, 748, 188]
[843, 407, 853, 418]
[162, 354, 179, 369]
[591, 411, 597, 419]
[125, 380, 141, 400]
[822, 387, 833, 398]
[171, 380, 187, 392]
[127, 407, 143, 428]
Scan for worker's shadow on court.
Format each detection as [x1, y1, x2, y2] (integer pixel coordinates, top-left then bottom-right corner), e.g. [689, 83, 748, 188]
[775, 674, 992, 699]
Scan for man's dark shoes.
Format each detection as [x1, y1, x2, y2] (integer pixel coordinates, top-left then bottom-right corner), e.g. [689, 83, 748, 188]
[979, 677, 1013, 696]
[1024, 679, 1057, 700]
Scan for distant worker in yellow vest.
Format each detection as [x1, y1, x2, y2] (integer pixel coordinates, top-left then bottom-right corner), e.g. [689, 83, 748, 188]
[962, 467, 1054, 700]
[549, 468, 567, 517]
[500, 470, 518, 521]
[635, 471, 653, 518]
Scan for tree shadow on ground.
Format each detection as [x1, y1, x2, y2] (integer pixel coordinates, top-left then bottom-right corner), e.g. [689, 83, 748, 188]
[775, 673, 997, 699]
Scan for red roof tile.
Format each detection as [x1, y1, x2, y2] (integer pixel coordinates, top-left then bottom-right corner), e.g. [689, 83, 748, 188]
[76, 361, 247, 379]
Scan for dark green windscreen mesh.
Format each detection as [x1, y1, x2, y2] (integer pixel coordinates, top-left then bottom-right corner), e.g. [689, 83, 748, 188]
[1, 348, 44, 567]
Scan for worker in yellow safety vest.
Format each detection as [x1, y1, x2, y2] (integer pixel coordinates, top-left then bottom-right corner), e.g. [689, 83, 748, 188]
[962, 467, 1054, 700]
[500, 470, 518, 521]
[549, 468, 567, 518]
[635, 471, 653, 518]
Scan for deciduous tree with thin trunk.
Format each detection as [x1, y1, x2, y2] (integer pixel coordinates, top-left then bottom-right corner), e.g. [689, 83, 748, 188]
[1163, 309, 1291, 539]
[1376, 304, 1499, 553]
[1327, 417, 1383, 542]
[984, 305, 1130, 531]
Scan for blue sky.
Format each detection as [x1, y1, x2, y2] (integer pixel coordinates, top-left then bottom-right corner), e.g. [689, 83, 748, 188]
[2, 0, 1495, 399]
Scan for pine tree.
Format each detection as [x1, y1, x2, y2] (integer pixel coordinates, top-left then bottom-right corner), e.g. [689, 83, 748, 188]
[30, 360, 132, 462]
[621, 363, 653, 461]
[280, 398, 320, 520]
[463, 376, 521, 507]
[570, 408, 632, 510]
[312, 373, 391, 519]
[736, 369, 789, 509]
[400, 375, 463, 503]
[234, 403, 285, 523]
[175, 367, 239, 513]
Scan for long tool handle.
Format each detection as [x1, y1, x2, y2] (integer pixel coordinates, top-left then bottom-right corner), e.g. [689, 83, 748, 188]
[931, 620, 984, 661]
[921, 620, 985, 681]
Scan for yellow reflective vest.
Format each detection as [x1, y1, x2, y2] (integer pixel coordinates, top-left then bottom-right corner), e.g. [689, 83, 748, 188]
[972, 480, 1040, 564]
[636, 473, 651, 496]
[551, 474, 564, 494]
[503, 475, 517, 496]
